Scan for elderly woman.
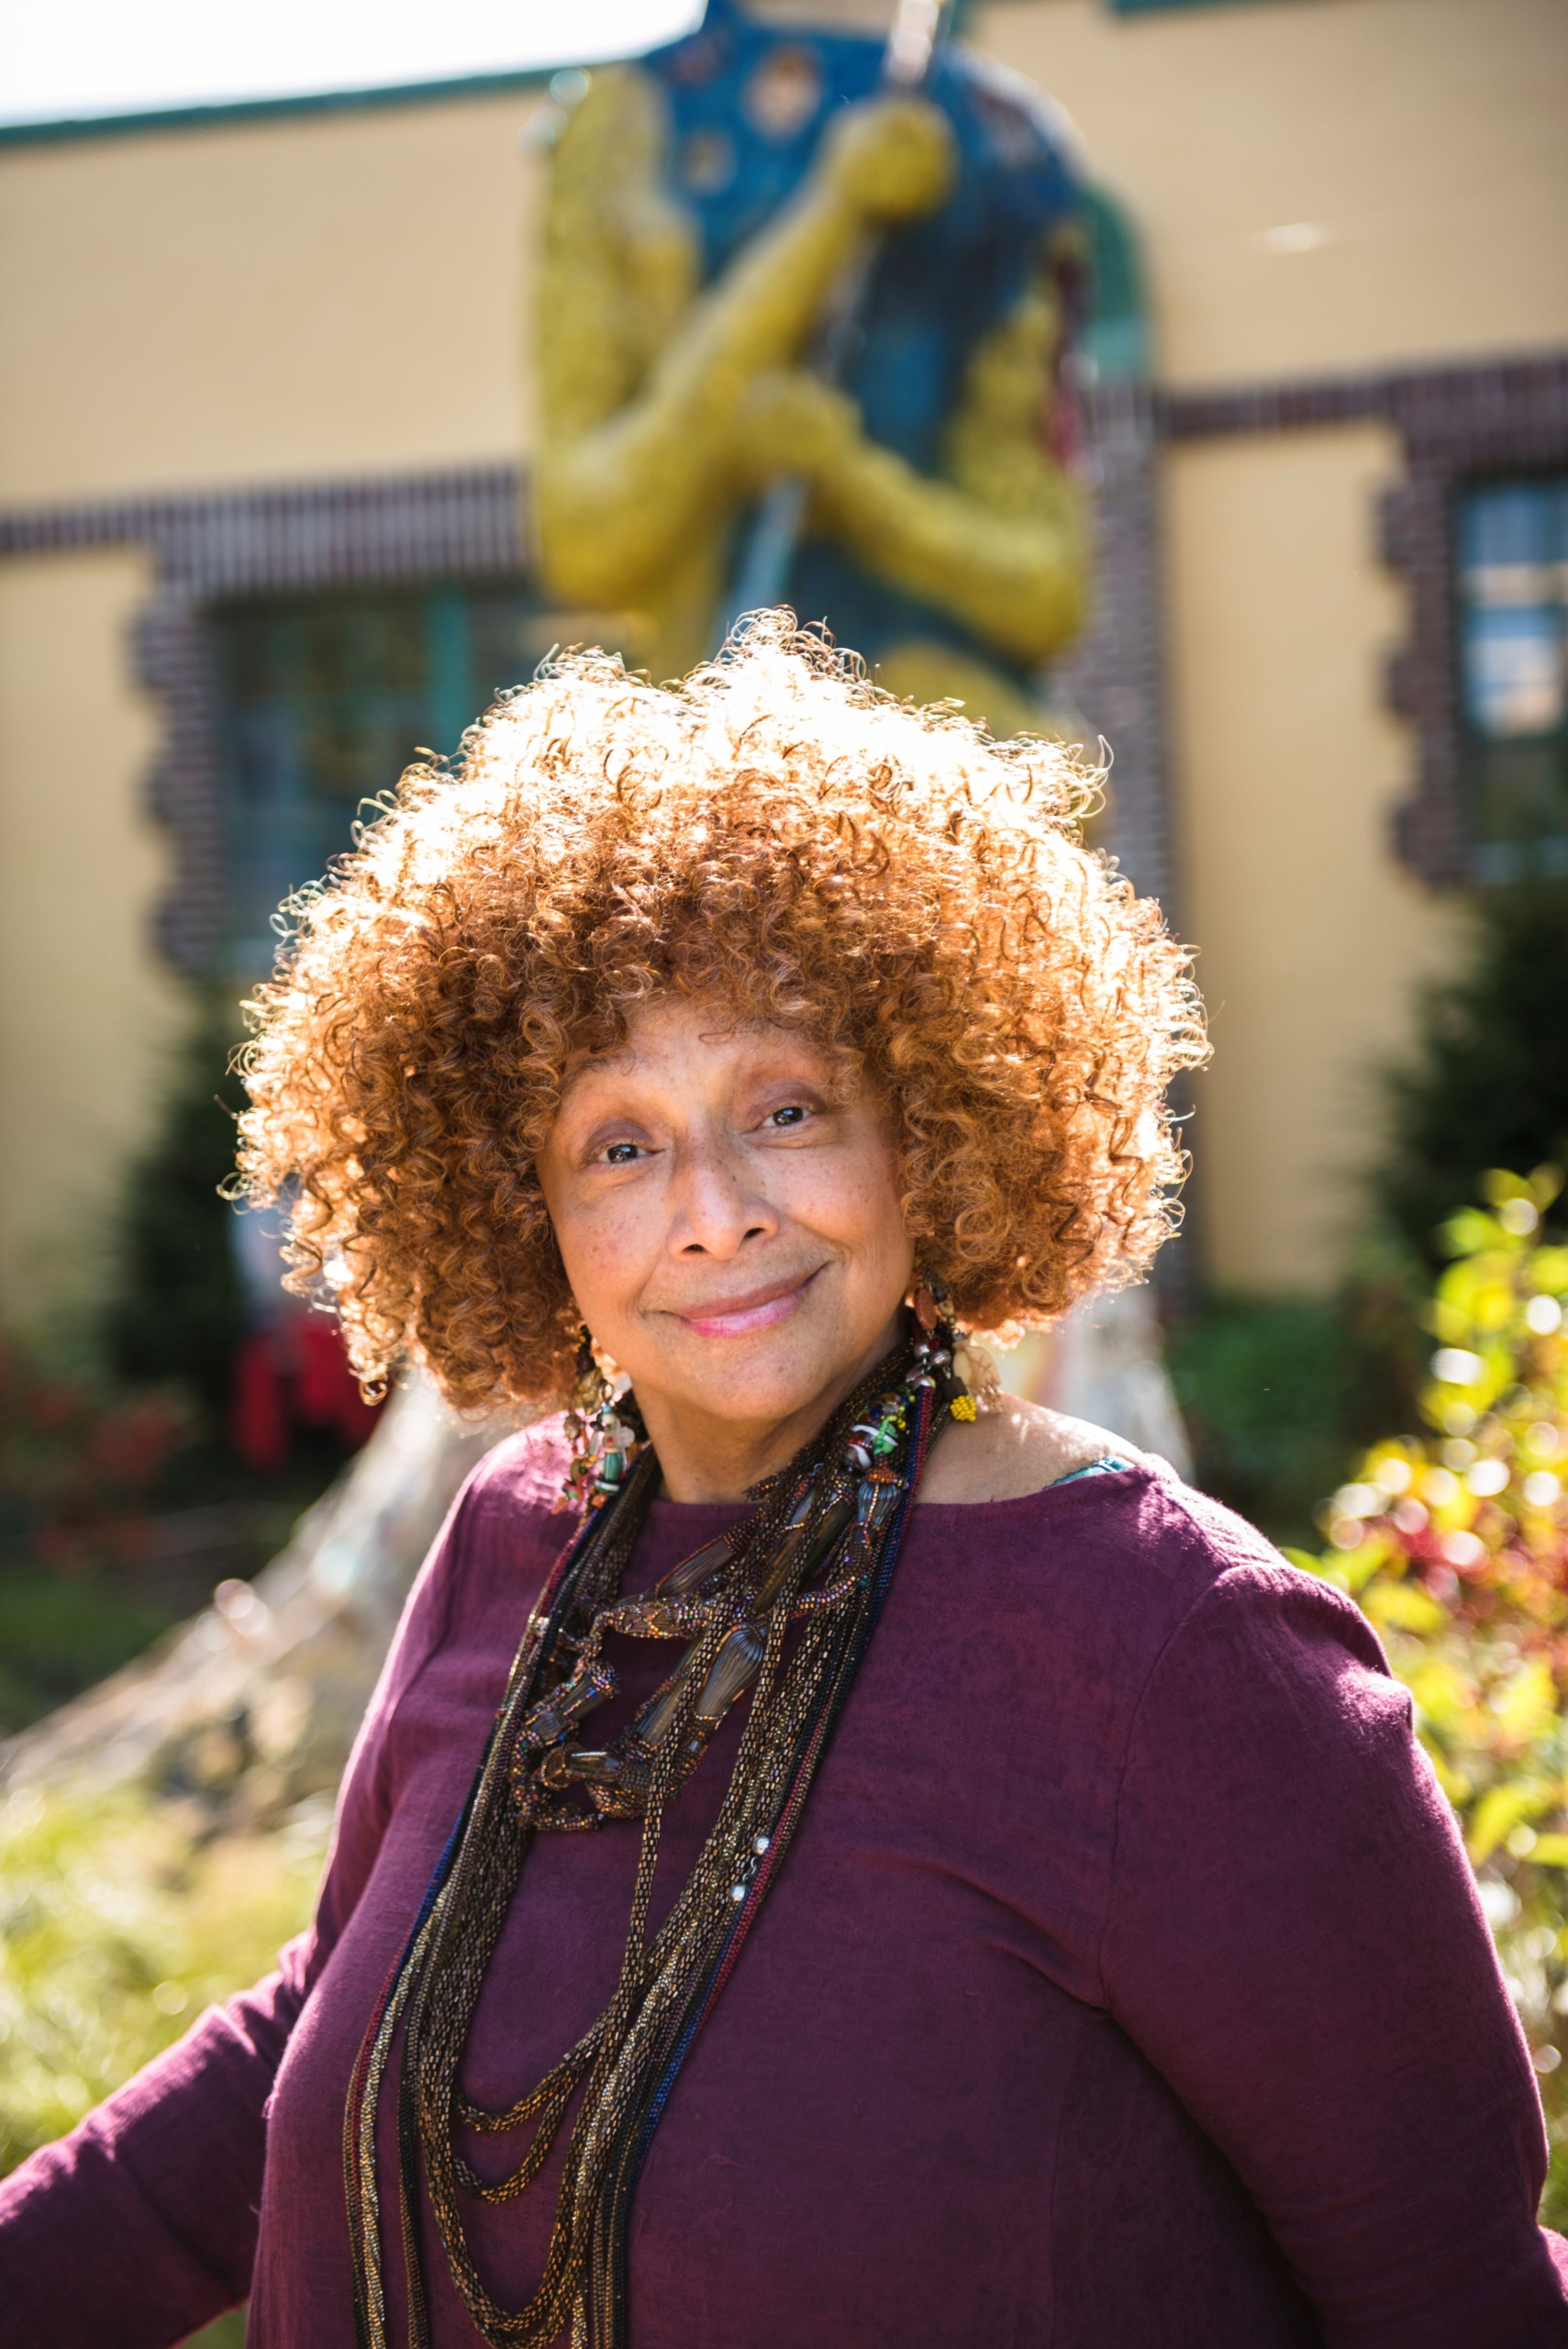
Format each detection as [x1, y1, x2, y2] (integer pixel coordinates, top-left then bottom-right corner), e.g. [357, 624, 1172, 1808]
[2, 623, 1564, 2348]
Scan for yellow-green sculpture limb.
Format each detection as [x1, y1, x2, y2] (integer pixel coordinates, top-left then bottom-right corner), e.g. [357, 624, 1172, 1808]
[533, 60, 1089, 732]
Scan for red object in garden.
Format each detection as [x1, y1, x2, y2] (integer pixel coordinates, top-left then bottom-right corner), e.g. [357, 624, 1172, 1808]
[229, 1310, 381, 1475]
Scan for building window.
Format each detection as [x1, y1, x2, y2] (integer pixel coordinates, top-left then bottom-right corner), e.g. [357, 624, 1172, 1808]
[1458, 478, 1568, 882]
[215, 580, 540, 971]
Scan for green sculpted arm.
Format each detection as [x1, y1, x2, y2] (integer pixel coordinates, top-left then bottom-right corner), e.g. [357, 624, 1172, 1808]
[735, 263, 1090, 666]
[533, 66, 1088, 677]
[534, 67, 953, 668]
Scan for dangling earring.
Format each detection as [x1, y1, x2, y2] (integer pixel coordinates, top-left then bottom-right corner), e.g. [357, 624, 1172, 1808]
[555, 1327, 643, 1514]
[911, 1264, 949, 1337]
[910, 1267, 978, 1421]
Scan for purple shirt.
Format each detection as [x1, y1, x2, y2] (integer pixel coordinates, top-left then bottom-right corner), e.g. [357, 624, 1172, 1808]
[3, 1428, 1566, 2347]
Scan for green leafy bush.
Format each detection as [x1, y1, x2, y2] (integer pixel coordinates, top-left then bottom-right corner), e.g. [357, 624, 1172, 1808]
[0, 1577, 176, 1735]
[1288, 1168, 1568, 2219]
[0, 1328, 322, 1733]
[1167, 1293, 1352, 1545]
[0, 1338, 199, 1732]
[0, 1005, 361, 1731]
[1166, 1252, 1425, 1551]
[0, 1338, 193, 1579]
[93, 993, 372, 1513]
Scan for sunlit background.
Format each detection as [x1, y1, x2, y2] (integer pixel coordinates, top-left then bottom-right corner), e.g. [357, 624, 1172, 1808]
[2, 2, 1567, 2331]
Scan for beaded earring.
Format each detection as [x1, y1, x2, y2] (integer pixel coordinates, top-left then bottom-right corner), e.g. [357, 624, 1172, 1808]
[556, 1327, 644, 1514]
[909, 1267, 978, 1422]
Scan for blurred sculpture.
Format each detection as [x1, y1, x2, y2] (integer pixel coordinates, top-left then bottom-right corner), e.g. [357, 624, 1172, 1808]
[534, 0, 1185, 1465]
[534, 0, 1091, 735]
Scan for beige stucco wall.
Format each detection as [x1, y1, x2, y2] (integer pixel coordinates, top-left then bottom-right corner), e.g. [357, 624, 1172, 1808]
[982, 0, 1568, 385]
[0, 550, 186, 1323]
[0, 91, 544, 506]
[1166, 421, 1471, 1288]
[0, 92, 551, 1316]
[3, 0, 1558, 508]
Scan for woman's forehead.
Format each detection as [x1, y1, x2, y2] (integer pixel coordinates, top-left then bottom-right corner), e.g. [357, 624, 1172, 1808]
[557, 1002, 838, 1094]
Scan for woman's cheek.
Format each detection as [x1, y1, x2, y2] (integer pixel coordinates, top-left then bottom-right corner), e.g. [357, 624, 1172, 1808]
[789, 1145, 897, 1249]
[576, 1188, 659, 1309]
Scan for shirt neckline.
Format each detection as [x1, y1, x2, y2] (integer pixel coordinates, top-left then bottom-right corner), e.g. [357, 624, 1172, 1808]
[644, 1455, 1152, 1521]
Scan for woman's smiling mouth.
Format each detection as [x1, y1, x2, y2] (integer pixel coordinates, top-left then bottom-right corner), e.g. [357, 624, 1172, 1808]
[670, 1267, 824, 1340]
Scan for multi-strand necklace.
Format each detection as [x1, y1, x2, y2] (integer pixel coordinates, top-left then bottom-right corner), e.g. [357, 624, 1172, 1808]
[344, 1301, 973, 2349]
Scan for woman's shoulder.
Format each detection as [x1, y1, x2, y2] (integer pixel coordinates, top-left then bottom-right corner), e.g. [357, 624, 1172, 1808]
[919, 1397, 1377, 1664]
[404, 1414, 571, 1609]
[917, 1394, 1137, 1505]
[462, 1411, 573, 1522]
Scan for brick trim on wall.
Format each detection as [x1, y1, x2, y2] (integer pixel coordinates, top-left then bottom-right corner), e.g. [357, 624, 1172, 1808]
[1057, 380, 1175, 912]
[2, 345, 1564, 971]
[1, 444, 1186, 970]
[0, 467, 526, 971]
[1162, 350, 1568, 885]
[0, 464, 524, 589]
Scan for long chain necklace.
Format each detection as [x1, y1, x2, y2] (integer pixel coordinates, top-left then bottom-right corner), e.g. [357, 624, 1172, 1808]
[343, 1302, 972, 2349]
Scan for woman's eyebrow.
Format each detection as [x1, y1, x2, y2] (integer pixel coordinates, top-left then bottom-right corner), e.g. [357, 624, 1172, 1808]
[572, 1106, 649, 1149]
[560, 1041, 643, 1086]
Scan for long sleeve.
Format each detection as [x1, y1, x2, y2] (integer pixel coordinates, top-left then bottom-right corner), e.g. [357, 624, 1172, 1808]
[0, 1943, 309, 2348]
[1101, 1561, 1568, 2347]
[0, 1486, 472, 2349]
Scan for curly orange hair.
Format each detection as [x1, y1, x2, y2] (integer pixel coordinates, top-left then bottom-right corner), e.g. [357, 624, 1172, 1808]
[235, 618, 1206, 1408]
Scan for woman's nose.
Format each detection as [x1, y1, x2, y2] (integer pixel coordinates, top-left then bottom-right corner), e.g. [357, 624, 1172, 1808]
[667, 1139, 779, 1258]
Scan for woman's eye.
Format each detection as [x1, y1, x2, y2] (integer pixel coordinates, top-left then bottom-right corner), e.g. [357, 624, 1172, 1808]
[767, 1105, 807, 1129]
[603, 1141, 642, 1165]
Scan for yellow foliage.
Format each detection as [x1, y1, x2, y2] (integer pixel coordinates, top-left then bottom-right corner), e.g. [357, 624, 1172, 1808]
[1296, 1168, 1568, 2168]
[1362, 1579, 1451, 1635]
[1404, 1653, 1476, 1731]
[1468, 1778, 1558, 1865]
[0, 1784, 328, 2176]
[1492, 1654, 1560, 1750]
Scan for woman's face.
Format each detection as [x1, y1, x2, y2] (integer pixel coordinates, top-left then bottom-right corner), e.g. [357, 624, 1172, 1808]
[536, 999, 914, 1480]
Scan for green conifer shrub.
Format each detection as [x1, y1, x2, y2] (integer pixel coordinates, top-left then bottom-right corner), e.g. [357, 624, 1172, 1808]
[1378, 881, 1568, 1268]
[103, 998, 250, 1412]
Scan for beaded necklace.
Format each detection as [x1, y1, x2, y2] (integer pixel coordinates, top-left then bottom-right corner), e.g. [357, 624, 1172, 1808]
[344, 1309, 972, 2349]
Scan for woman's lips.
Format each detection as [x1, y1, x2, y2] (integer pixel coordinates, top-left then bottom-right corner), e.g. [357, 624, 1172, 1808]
[672, 1269, 820, 1340]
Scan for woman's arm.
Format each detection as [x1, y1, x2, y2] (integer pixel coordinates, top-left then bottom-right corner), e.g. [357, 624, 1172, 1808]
[0, 1943, 314, 2347]
[1102, 1558, 1568, 2345]
[0, 1486, 473, 2349]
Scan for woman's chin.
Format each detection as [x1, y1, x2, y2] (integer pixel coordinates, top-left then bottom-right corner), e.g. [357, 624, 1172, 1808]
[636, 1330, 860, 1435]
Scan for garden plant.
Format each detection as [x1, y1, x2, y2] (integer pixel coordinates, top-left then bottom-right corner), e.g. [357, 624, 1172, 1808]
[1293, 1167, 1568, 2219]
